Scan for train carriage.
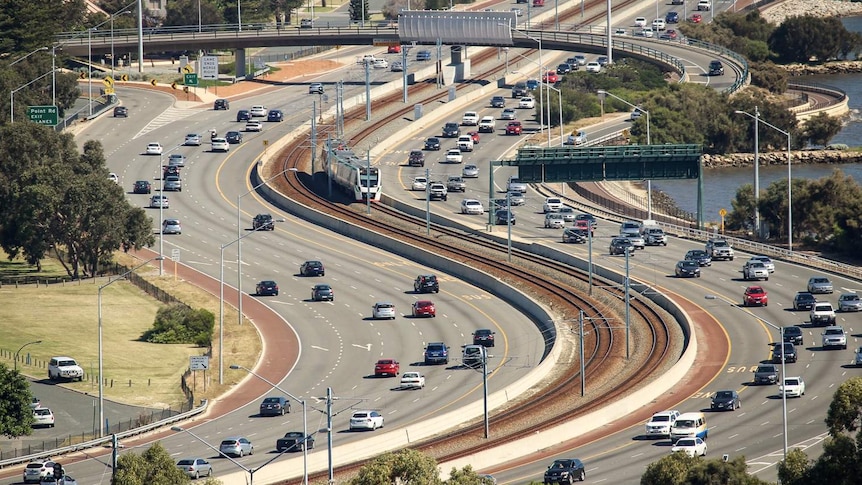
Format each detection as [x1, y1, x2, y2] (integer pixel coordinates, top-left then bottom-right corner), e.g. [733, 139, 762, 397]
[324, 140, 382, 202]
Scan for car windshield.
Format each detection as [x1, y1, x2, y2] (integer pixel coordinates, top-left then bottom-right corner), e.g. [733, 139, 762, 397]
[651, 415, 670, 422]
[812, 278, 828, 283]
[842, 294, 859, 301]
[826, 329, 843, 335]
[676, 420, 695, 428]
[785, 379, 799, 385]
[715, 391, 732, 399]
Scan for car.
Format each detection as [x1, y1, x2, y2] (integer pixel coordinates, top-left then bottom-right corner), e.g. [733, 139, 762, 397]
[424, 137, 441, 150]
[163, 175, 182, 192]
[416, 50, 432, 61]
[211, 138, 230, 152]
[792, 291, 816, 310]
[685, 249, 712, 266]
[783, 325, 804, 345]
[300, 18, 313, 28]
[659, 29, 678, 40]
[506, 121, 523, 135]
[224, 130, 242, 145]
[500, 108, 517, 120]
[424, 342, 449, 364]
[412, 176, 428, 191]
[149, 194, 169, 208]
[276, 431, 314, 452]
[415, 274, 439, 293]
[236, 109, 252, 122]
[558, 206, 576, 222]
[576, 213, 598, 227]
[753, 363, 780, 385]
[544, 213, 566, 229]
[596, 56, 609, 66]
[462, 164, 479, 178]
[675, 260, 701, 278]
[300, 260, 324, 276]
[543, 197, 563, 213]
[697, 0, 711, 10]
[30, 397, 41, 410]
[507, 190, 526, 204]
[429, 182, 448, 201]
[571, 54, 587, 66]
[564, 130, 587, 145]
[585, 61, 601, 73]
[245, 120, 263, 132]
[742, 286, 768, 306]
[457, 135, 474, 152]
[255, 280, 279, 296]
[671, 437, 707, 457]
[807, 276, 833, 294]
[556, 63, 572, 75]
[644, 410, 681, 438]
[113, 106, 128, 117]
[372, 58, 388, 69]
[856, 347, 862, 367]
[710, 390, 740, 411]
[387, 44, 401, 53]
[779, 376, 805, 397]
[634, 16, 647, 27]
[374, 359, 400, 376]
[772, 342, 797, 363]
[308, 82, 325, 94]
[461, 111, 479, 126]
[259, 396, 291, 416]
[690, 13, 703, 22]
[445, 148, 463, 164]
[467, 130, 481, 144]
[510, 6, 523, 16]
[478, 116, 496, 133]
[574, 219, 592, 234]
[176, 458, 213, 479]
[168, 153, 186, 167]
[349, 410, 384, 430]
[511, 81, 528, 98]
[219, 437, 253, 457]
[810, 302, 836, 326]
[614, 27, 628, 36]
[145, 142, 163, 155]
[838, 292, 862, 312]
[407, 149, 425, 167]
[636, 27, 654, 37]
[133, 180, 152, 194]
[23, 460, 56, 484]
[666, 11, 680, 23]
[543, 458, 586, 484]
[461, 199, 484, 215]
[311, 284, 334, 301]
[412, 300, 436, 317]
[442, 122, 461, 138]
[163, 165, 180, 178]
[249, 105, 267, 117]
[562, 227, 588, 243]
[48, 356, 84, 381]
[252, 213, 274, 231]
[609, 237, 634, 255]
[743, 261, 769, 281]
[490, 95, 506, 108]
[162, 218, 182, 234]
[821, 325, 847, 349]
[463, 344, 486, 367]
[32, 408, 55, 427]
[542, 71, 559, 83]
[214, 98, 230, 110]
[488, 206, 512, 224]
[708, 59, 724, 76]
[372, 302, 396, 319]
[267, 109, 284, 122]
[390, 60, 404, 72]
[652, 18, 666, 30]
[400, 371, 425, 389]
[519, 97, 535, 109]
[472, 328, 495, 347]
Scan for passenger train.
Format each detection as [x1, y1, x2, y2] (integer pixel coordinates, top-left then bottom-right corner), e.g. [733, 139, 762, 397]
[323, 139, 382, 202]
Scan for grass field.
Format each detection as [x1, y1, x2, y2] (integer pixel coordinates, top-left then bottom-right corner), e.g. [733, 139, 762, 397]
[0, 251, 261, 409]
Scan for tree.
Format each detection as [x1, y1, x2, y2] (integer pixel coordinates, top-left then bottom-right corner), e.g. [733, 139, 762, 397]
[382, 0, 426, 19]
[349, 0, 370, 24]
[349, 449, 494, 484]
[112, 442, 193, 485]
[802, 112, 843, 147]
[826, 377, 862, 434]
[164, 0, 223, 27]
[0, 0, 86, 56]
[0, 363, 36, 438]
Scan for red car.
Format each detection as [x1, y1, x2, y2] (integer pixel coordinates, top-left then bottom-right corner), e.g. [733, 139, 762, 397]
[506, 121, 522, 135]
[374, 359, 400, 376]
[412, 300, 436, 317]
[574, 219, 593, 235]
[387, 45, 401, 53]
[690, 13, 702, 23]
[542, 71, 559, 83]
[743, 286, 768, 307]
[467, 131, 480, 144]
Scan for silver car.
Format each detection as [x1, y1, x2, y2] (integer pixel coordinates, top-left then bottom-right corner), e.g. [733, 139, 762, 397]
[558, 206, 576, 222]
[162, 219, 182, 235]
[176, 458, 213, 479]
[372, 302, 396, 320]
[626, 234, 646, 249]
[748, 255, 775, 272]
[149, 194, 169, 209]
[807, 276, 833, 294]
[507, 191, 526, 206]
[838, 293, 862, 312]
[462, 164, 479, 178]
[219, 437, 253, 457]
[856, 347, 862, 367]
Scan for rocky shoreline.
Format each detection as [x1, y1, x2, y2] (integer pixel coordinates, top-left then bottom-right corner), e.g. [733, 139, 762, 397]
[702, 149, 862, 168]
[759, 0, 862, 24]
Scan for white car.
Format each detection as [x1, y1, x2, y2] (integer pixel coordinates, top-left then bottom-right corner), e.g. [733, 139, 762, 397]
[349, 410, 384, 430]
[652, 18, 666, 30]
[150, 194, 169, 209]
[671, 437, 707, 457]
[478, 116, 496, 133]
[638, 27, 655, 38]
[372, 302, 396, 320]
[461, 111, 479, 125]
[445, 148, 463, 164]
[519, 97, 535, 109]
[748, 255, 775, 272]
[644, 410, 680, 438]
[184, 133, 202, 146]
[108, 172, 119, 183]
[697, 0, 711, 10]
[400, 371, 425, 389]
[211, 138, 230, 152]
[245, 120, 263, 132]
[457, 135, 474, 152]
[390, 60, 403, 72]
[48, 356, 84, 381]
[542, 197, 563, 213]
[412, 176, 428, 191]
[558, 206, 576, 222]
[145, 142, 163, 155]
[634, 17, 647, 27]
[461, 199, 484, 215]
[544, 213, 566, 229]
[780, 376, 806, 397]
[32, 408, 55, 427]
[585, 61, 602, 73]
[250, 105, 267, 117]
[372, 58, 389, 69]
[23, 460, 56, 484]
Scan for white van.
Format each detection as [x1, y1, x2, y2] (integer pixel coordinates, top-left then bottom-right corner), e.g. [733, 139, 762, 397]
[462, 344, 486, 367]
[670, 412, 707, 443]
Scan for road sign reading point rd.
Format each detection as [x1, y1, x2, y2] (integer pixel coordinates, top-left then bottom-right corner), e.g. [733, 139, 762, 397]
[27, 106, 58, 126]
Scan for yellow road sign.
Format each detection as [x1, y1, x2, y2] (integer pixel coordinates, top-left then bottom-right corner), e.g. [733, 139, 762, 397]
[79, 71, 86, 79]
[103, 76, 114, 87]
[120, 74, 128, 82]
[171, 82, 177, 90]
[150, 79, 157, 86]
[104, 87, 115, 95]
[182, 64, 194, 74]
[719, 208, 727, 217]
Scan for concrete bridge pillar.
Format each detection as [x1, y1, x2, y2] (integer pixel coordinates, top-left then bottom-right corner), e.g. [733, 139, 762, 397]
[236, 48, 247, 79]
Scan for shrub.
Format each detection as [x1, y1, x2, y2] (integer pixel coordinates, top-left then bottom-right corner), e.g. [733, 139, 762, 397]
[142, 304, 214, 347]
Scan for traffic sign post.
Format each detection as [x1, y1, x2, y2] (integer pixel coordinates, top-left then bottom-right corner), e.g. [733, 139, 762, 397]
[184, 73, 198, 86]
[27, 106, 58, 126]
[190, 355, 209, 391]
[719, 208, 727, 234]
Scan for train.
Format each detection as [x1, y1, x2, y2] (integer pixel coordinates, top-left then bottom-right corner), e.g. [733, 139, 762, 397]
[323, 139, 382, 202]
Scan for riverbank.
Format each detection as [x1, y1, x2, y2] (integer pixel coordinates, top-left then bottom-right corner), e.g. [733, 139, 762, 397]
[703, 149, 862, 168]
[759, 0, 862, 24]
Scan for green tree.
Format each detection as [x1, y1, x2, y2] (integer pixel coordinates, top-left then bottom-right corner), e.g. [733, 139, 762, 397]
[769, 15, 858, 63]
[641, 451, 695, 485]
[802, 112, 843, 147]
[0, 0, 86, 55]
[349, 449, 493, 484]
[349, 0, 370, 23]
[222, 0, 272, 25]
[778, 448, 812, 485]
[112, 442, 192, 485]
[826, 377, 862, 434]
[164, 0, 223, 27]
[382, 0, 426, 19]
[0, 363, 36, 438]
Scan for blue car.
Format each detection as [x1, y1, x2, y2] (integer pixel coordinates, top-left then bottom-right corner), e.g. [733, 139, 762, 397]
[666, 11, 680, 23]
[416, 50, 431, 61]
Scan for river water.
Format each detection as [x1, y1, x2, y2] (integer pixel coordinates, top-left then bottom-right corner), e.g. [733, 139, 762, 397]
[650, 16, 862, 221]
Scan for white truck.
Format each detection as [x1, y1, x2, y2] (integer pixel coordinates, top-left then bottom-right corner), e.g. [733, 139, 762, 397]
[810, 302, 837, 326]
[640, 220, 667, 246]
[707, 238, 735, 261]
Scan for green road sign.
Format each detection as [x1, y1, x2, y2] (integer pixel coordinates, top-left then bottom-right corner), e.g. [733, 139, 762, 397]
[184, 73, 198, 86]
[27, 106, 58, 126]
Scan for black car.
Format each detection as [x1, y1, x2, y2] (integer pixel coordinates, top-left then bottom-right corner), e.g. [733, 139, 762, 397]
[311, 284, 334, 301]
[490, 95, 506, 108]
[753, 364, 780, 385]
[772, 342, 798, 363]
[792, 291, 816, 311]
[267, 109, 284, 122]
[511, 82, 528, 98]
[674, 260, 701, 278]
[544, 458, 586, 484]
[783, 325, 804, 345]
[256, 280, 279, 296]
[424, 137, 441, 150]
[133, 180, 152, 194]
[113, 106, 128, 117]
[495, 209, 515, 226]
[214, 98, 230, 110]
[414, 274, 439, 293]
[710, 390, 740, 411]
[424, 342, 449, 365]
[253, 213, 274, 230]
[708, 59, 724, 76]
[562, 227, 587, 243]
[685, 249, 712, 266]
[163, 165, 180, 177]
[226, 131, 243, 144]
[277, 431, 314, 452]
[609, 237, 634, 256]
[259, 396, 290, 416]
[556, 63, 572, 74]
[408, 149, 425, 167]
[236, 109, 251, 122]
[472, 328, 496, 347]
[300, 260, 325, 276]
[442, 122, 460, 138]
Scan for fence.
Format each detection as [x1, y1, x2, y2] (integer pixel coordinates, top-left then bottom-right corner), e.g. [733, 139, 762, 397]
[570, 183, 698, 226]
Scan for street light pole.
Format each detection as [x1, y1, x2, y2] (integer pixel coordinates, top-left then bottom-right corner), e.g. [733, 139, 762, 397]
[14, 340, 42, 372]
[506, 26, 544, 146]
[88, 27, 93, 116]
